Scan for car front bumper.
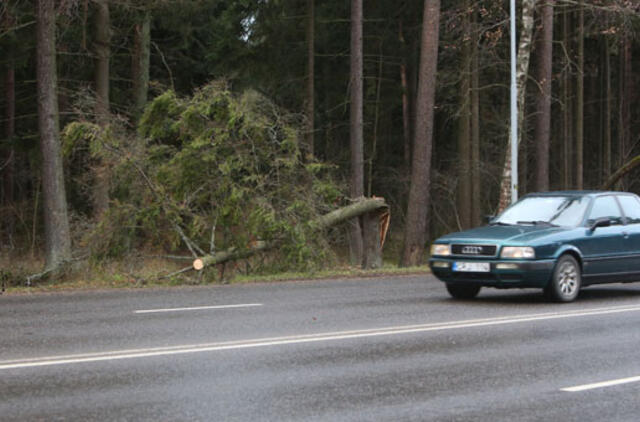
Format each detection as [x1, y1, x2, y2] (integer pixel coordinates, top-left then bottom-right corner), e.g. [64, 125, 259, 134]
[428, 258, 555, 288]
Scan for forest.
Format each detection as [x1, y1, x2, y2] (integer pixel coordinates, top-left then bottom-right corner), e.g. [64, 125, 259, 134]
[0, 0, 639, 286]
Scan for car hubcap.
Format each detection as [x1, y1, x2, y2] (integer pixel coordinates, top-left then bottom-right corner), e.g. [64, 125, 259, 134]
[558, 262, 578, 296]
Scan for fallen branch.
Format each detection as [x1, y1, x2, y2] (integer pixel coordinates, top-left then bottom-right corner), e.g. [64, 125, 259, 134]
[25, 254, 89, 286]
[193, 197, 389, 271]
[600, 155, 640, 191]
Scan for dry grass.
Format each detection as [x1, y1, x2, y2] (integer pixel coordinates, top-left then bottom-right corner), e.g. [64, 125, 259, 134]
[1, 251, 429, 295]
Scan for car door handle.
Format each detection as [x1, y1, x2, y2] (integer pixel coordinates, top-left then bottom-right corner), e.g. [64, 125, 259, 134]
[622, 232, 630, 239]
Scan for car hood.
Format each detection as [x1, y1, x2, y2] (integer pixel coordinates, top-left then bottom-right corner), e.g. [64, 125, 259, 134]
[437, 224, 566, 244]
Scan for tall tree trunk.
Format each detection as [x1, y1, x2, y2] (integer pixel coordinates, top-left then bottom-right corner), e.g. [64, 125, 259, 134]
[2, 12, 16, 245]
[575, 1, 584, 189]
[36, 0, 72, 271]
[349, 0, 364, 265]
[603, 38, 612, 181]
[400, 0, 440, 267]
[534, 0, 554, 192]
[562, 10, 573, 189]
[93, 0, 110, 218]
[618, 36, 632, 188]
[399, 19, 411, 168]
[457, 2, 472, 230]
[305, 0, 315, 157]
[470, 9, 481, 227]
[497, 0, 536, 213]
[132, 10, 151, 119]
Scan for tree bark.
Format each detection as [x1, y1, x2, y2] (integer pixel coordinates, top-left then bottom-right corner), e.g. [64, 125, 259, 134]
[575, 0, 584, 189]
[400, 0, 440, 267]
[618, 36, 633, 189]
[36, 0, 72, 271]
[93, 0, 110, 219]
[470, 6, 481, 227]
[349, 0, 364, 265]
[132, 10, 151, 118]
[457, 1, 472, 230]
[305, 0, 315, 157]
[497, 0, 536, 213]
[603, 38, 612, 181]
[399, 19, 411, 168]
[2, 11, 15, 237]
[534, 0, 554, 192]
[562, 10, 573, 189]
[2, 59, 16, 246]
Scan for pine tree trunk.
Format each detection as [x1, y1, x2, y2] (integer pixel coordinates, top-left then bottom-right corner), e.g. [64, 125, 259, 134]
[603, 38, 611, 181]
[457, 1, 471, 230]
[305, 0, 315, 157]
[2, 12, 16, 244]
[399, 19, 411, 168]
[93, 0, 110, 218]
[400, 0, 440, 267]
[132, 11, 151, 118]
[36, 0, 72, 271]
[3, 64, 15, 207]
[349, 0, 364, 265]
[562, 10, 573, 189]
[618, 36, 633, 189]
[497, 0, 536, 213]
[575, 1, 584, 189]
[470, 27, 481, 227]
[534, 0, 553, 192]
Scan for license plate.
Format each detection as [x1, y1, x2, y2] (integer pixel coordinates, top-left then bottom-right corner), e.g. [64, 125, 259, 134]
[453, 262, 490, 272]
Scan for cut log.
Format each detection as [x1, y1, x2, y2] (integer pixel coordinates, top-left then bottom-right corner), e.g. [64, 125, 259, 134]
[193, 241, 270, 271]
[193, 198, 389, 271]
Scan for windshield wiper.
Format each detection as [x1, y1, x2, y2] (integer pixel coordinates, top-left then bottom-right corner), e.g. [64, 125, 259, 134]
[516, 220, 558, 227]
[489, 221, 513, 226]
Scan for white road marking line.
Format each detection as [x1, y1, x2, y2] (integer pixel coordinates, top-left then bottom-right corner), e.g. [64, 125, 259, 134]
[134, 303, 263, 314]
[3, 304, 640, 370]
[562, 376, 640, 392]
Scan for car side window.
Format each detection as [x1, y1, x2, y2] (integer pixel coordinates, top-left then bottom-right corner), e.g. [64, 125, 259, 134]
[618, 195, 640, 224]
[587, 196, 623, 226]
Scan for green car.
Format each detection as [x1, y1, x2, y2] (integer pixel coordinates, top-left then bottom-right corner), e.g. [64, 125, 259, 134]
[429, 191, 640, 302]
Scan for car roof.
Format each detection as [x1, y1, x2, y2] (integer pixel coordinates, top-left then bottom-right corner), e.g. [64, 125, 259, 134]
[524, 190, 635, 199]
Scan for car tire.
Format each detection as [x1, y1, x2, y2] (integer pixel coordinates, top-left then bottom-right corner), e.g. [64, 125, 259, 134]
[545, 255, 581, 303]
[446, 283, 481, 300]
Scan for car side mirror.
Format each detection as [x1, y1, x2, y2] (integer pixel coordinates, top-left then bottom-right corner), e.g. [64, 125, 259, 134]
[589, 217, 611, 232]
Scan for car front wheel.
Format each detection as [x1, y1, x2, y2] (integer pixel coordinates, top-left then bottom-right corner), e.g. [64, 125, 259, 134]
[545, 255, 581, 302]
[446, 283, 481, 300]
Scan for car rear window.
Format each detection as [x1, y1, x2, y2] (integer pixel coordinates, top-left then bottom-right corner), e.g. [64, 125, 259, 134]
[617, 195, 640, 224]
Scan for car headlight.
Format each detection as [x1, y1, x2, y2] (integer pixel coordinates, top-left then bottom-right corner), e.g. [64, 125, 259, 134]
[430, 244, 451, 256]
[500, 246, 535, 259]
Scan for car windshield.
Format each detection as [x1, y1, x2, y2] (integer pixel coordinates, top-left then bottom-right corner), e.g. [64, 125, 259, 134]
[493, 196, 590, 227]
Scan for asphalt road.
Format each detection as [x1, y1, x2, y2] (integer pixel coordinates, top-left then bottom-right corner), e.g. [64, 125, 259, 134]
[2, 275, 640, 421]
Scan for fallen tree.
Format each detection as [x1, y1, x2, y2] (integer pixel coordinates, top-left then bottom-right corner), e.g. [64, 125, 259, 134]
[193, 197, 390, 272]
[600, 155, 640, 191]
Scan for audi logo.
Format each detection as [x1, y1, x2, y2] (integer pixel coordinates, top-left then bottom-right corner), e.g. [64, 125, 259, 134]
[462, 246, 483, 254]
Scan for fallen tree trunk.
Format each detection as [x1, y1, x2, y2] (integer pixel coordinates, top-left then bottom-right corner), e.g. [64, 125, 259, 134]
[193, 197, 389, 271]
[600, 155, 640, 191]
[193, 241, 270, 271]
[315, 196, 387, 229]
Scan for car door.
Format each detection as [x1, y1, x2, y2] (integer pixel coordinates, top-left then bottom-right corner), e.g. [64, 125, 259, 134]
[576, 195, 629, 283]
[616, 194, 640, 277]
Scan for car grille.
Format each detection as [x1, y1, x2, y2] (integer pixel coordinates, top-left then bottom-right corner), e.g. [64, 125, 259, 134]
[451, 244, 497, 257]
